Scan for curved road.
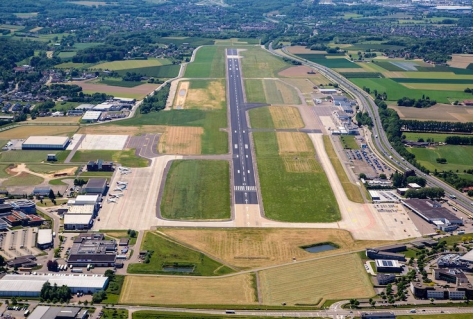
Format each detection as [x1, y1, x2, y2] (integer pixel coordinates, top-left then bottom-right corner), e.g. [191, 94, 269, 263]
[268, 44, 472, 214]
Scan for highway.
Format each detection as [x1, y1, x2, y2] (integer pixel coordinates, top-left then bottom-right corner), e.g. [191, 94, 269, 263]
[226, 48, 258, 205]
[269, 44, 473, 214]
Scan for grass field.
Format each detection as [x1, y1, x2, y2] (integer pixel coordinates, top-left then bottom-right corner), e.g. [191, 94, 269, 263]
[249, 106, 303, 129]
[185, 46, 225, 78]
[2, 172, 44, 186]
[403, 132, 470, 143]
[340, 136, 359, 149]
[133, 311, 284, 319]
[158, 126, 203, 154]
[103, 274, 125, 304]
[254, 131, 340, 222]
[324, 136, 364, 204]
[116, 110, 228, 155]
[93, 59, 171, 70]
[101, 308, 127, 319]
[263, 80, 301, 105]
[120, 274, 256, 305]
[185, 80, 226, 109]
[54, 62, 96, 69]
[115, 64, 180, 78]
[406, 145, 473, 173]
[58, 51, 77, 59]
[26, 164, 76, 174]
[127, 231, 234, 275]
[0, 150, 70, 163]
[161, 160, 230, 220]
[161, 228, 397, 269]
[102, 230, 137, 245]
[71, 149, 148, 167]
[0, 126, 78, 139]
[240, 47, 290, 78]
[401, 83, 472, 91]
[391, 78, 473, 84]
[97, 79, 144, 88]
[244, 79, 266, 103]
[259, 253, 374, 305]
[296, 54, 362, 69]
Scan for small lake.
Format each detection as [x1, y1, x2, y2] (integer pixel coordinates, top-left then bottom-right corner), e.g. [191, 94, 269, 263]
[303, 244, 338, 253]
[162, 266, 195, 273]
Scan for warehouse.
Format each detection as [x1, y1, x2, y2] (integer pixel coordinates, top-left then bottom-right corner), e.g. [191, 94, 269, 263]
[402, 199, 463, 231]
[28, 306, 88, 319]
[82, 111, 101, 123]
[67, 236, 116, 267]
[63, 213, 93, 230]
[69, 195, 100, 209]
[22, 136, 69, 150]
[0, 274, 109, 296]
[375, 259, 403, 273]
[83, 178, 108, 195]
[37, 229, 53, 249]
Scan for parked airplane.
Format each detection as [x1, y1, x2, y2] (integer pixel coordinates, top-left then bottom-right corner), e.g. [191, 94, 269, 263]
[114, 187, 125, 192]
[110, 193, 124, 198]
[107, 198, 117, 203]
[117, 181, 128, 185]
[118, 167, 131, 172]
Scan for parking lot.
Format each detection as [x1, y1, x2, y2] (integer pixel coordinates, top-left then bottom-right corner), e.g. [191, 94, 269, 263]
[346, 148, 389, 177]
[0, 228, 42, 260]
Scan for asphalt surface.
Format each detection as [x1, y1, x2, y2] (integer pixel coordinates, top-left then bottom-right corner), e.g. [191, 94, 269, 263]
[226, 48, 258, 205]
[271, 44, 473, 215]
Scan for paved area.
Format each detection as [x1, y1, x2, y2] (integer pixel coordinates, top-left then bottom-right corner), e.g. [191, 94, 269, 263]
[126, 133, 160, 158]
[0, 227, 42, 260]
[78, 134, 128, 150]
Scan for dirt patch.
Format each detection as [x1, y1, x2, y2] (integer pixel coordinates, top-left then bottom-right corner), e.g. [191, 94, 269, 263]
[186, 81, 225, 110]
[286, 46, 325, 54]
[0, 126, 78, 139]
[78, 125, 166, 136]
[45, 166, 77, 178]
[27, 117, 80, 124]
[158, 126, 203, 155]
[269, 106, 304, 129]
[389, 103, 473, 122]
[160, 228, 399, 269]
[278, 66, 319, 77]
[448, 54, 473, 69]
[120, 275, 256, 305]
[174, 81, 189, 109]
[276, 132, 313, 154]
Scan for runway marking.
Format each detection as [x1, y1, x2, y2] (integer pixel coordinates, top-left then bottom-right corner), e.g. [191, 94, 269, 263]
[234, 186, 256, 191]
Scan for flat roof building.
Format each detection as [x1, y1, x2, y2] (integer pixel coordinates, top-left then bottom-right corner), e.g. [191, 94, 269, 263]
[75, 104, 95, 110]
[375, 259, 403, 273]
[84, 178, 107, 195]
[67, 233, 116, 267]
[29, 306, 88, 319]
[22, 136, 69, 150]
[73, 195, 100, 206]
[82, 111, 101, 122]
[402, 199, 463, 230]
[37, 229, 53, 249]
[63, 214, 93, 230]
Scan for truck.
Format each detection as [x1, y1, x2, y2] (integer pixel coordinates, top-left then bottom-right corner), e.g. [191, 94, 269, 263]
[71, 268, 83, 273]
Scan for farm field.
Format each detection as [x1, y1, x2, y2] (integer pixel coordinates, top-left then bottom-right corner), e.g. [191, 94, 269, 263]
[116, 109, 227, 154]
[184, 80, 226, 110]
[403, 132, 470, 143]
[28, 116, 80, 124]
[71, 149, 148, 167]
[115, 64, 180, 78]
[77, 125, 166, 136]
[244, 79, 266, 103]
[389, 104, 472, 122]
[158, 126, 203, 154]
[133, 311, 284, 319]
[0, 150, 70, 163]
[448, 54, 473, 69]
[76, 81, 158, 100]
[2, 172, 44, 187]
[249, 106, 303, 129]
[401, 83, 471, 91]
[258, 253, 374, 305]
[120, 274, 256, 305]
[240, 47, 291, 78]
[253, 131, 340, 222]
[54, 62, 96, 69]
[58, 51, 76, 59]
[406, 145, 473, 173]
[0, 126, 78, 139]
[324, 136, 364, 204]
[161, 228, 396, 269]
[93, 58, 171, 70]
[184, 46, 225, 78]
[127, 231, 233, 275]
[295, 54, 362, 69]
[161, 160, 230, 220]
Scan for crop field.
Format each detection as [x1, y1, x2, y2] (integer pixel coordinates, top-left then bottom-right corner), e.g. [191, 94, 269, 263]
[96, 79, 143, 88]
[0, 126, 78, 139]
[340, 72, 384, 78]
[28, 117, 80, 124]
[161, 160, 230, 220]
[54, 62, 95, 69]
[184, 46, 225, 78]
[401, 72, 473, 79]
[389, 104, 472, 122]
[403, 132, 468, 143]
[58, 51, 76, 59]
[0, 150, 69, 163]
[157, 37, 214, 47]
[401, 83, 471, 91]
[258, 253, 374, 305]
[77, 82, 158, 100]
[240, 47, 290, 78]
[244, 79, 266, 103]
[263, 80, 301, 105]
[120, 274, 256, 305]
[71, 149, 148, 167]
[115, 64, 180, 78]
[2, 172, 44, 187]
[253, 131, 339, 222]
[295, 54, 362, 69]
[158, 126, 203, 155]
[373, 61, 408, 72]
[268, 106, 304, 129]
[407, 145, 473, 173]
[391, 78, 473, 84]
[448, 54, 473, 69]
[161, 228, 395, 269]
[114, 109, 228, 154]
[324, 136, 364, 204]
[93, 59, 171, 70]
[127, 231, 233, 275]
[416, 65, 473, 75]
[350, 78, 473, 103]
[185, 80, 226, 109]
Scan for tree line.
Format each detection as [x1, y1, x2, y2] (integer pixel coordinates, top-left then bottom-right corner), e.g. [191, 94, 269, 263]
[405, 187, 445, 199]
[445, 135, 473, 145]
[140, 83, 170, 114]
[397, 96, 436, 108]
[40, 282, 71, 303]
[400, 120, 473, 133]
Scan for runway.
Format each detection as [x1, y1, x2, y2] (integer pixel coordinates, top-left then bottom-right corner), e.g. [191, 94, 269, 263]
[226, 48, 258, 205]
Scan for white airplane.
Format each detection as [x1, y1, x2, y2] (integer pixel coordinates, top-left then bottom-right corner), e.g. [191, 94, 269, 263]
[114, 187, 125, 192]
[120, 170, 131, 175]
[118, 167, 131, 172]
[117, 181, 128, 185]
[110, 193, 123, 198]
[107, 198, 117, 203]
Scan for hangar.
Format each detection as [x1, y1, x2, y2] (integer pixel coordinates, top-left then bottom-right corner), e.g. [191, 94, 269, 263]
[22, 136, 69, 150]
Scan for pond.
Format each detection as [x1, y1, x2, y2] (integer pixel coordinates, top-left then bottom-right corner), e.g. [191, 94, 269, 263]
[302, 243, 338, 253]
[161, 265, 195, 273]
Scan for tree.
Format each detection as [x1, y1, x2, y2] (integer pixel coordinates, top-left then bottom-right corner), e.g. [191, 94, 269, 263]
[48, 189, 56, 201]
[379, 174, 387, 179]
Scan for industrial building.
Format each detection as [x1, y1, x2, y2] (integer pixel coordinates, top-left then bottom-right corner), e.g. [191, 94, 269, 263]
[82, 111, 102, 122]
[376, 273, 396, 285]
[37, 229, 53, 249]
[28, 306, 88, 319]
[366, 248, 406, 261]
[433, 268, 469, 284]
[10, 199, 36, 214]
[83, 178, 108, 195]
[113, 97, 135, 104]
[22, 136, 69, 150]
[63, 204, 95, 230]
[410, 280, 472, 300]
[402, 199, 463, 232]
[0, 274, 109, 297]
[332, 95, 354, 114]
[375, 259, 403, 273]
[33, 186, 52, 197]
[68, 195, 100, 209]
[87, 160, 114, 172]
[67, 235, 116, 267]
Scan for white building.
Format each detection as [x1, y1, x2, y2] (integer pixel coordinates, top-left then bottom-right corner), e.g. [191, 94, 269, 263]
[37, 229, 53, 249]
[82, 111, 102, 122]
[64, 214, 93, 230]
[22, 136, 69, 150]
[73, 195, 100, 206]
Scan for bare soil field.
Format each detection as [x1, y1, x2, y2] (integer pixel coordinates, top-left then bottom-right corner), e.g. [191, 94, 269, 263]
[27, 117, 80, 124]
[160, 228, 395, 269]
[280, 78, 315, 94]
[174, 81, 189, 109]
[71, 81, 158, 99]
[448, 54, 473, 68]
[186, 81, 225, 110]
[259, 253, 374, 305]
[389, 104, 473, 122]
[77, 125, 166, 136]
[158, 126, 203, 154]
[286, 46, 325, 54]
[0, 126, 78, 139]
[275, 81, 301, 104]
[269, 106, 304, 129]
[277, 132, 313, 154]
[120, 275, 257, 305]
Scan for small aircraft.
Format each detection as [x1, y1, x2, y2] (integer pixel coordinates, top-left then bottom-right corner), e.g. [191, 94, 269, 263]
[117, 181, 128, 185]
[114, 187, 125, 192]
[118, 167, 131, 172]
[107, 198, 117, 203]
[109, 193, 124, 198]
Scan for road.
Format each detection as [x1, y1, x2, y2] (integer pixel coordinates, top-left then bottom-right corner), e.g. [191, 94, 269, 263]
[269, 44, 472, 214]
[226, 48, 258, 205]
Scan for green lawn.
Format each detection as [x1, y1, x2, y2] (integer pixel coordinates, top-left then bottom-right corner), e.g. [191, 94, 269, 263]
[295, 54, 362, 69]
[127, 231, 234, 275]
[185, 46, 225, 78]
[116, 109, 228, 155]
[340, 136, 359, 149]
[26, 164, 76, 174]
[103, 275, 125, 305]
[249, 107, 274, 129]
[350, 78, 473, 103]
[403, 132, 471, 143]
[240, 47, 291, 78]
[440, 233, 473, 246]
[71, 149, 148, 167]
[406, 145, 472, 172]
[101, 308, 128, 319]
[161, 160, 230, 220]
[263, 80, 284, 104]
[0, 150, 70, 163]
[58, 51, 76, 59]
[2, 172, 44, 186]
[93, 58, 171, 70]
[254, 132, 340, 222]
[245, 79, 266, 103]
